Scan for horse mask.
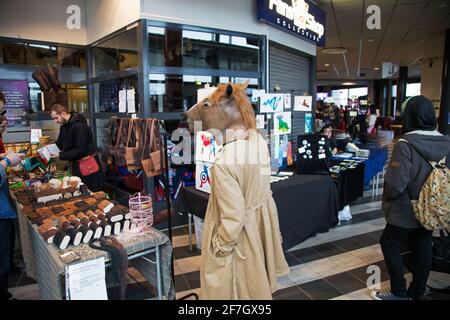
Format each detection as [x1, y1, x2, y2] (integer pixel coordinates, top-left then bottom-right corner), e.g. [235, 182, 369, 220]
[184, 82, 256, 143]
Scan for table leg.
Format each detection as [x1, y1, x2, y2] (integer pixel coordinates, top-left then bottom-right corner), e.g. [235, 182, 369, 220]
[188, 213, 192, 252]
[156, 245, 162, 300]
[375, 173, 379, 196]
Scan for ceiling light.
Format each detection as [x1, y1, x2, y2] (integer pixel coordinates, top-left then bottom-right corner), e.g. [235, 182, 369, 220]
[321, 47, 347, 55]
[324, 63, 330, 67]
[374, 67, 379, 70]
[342, 82, 356, 86]
[368, 39, 374, 42]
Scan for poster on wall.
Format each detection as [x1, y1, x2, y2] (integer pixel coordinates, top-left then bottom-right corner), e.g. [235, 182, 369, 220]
[195, 131, 219, 163]
[0, 79, 30, 127]
[273, 112, 292, 135]
[294, 95, 312, 112]
[195, 161, 213, 194]
[256, 114, 265, 129]
[251, 89, 266, 103]
[305, 113, 313, 133]
[260, 94, 283, 113]
[284, 93, 291, 109]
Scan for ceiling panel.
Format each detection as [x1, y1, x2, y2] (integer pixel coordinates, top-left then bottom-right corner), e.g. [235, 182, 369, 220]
[316, 0, 449, 81]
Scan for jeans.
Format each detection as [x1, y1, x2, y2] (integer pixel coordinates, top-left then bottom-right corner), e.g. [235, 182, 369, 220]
[380, 223, 433, 299]
[0, 218, 15, 300]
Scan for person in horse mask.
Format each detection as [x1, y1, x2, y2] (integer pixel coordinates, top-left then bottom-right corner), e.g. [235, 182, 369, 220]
[371, 95, 450, 300]
[184, 82, 289, 300]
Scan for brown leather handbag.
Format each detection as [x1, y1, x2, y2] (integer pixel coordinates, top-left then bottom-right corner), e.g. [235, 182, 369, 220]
[125, 118, 144, 170]
[111, 118, 127, 166]
[141, 119, 165, 177]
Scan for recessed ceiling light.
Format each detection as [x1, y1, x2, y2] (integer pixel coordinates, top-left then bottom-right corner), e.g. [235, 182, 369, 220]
[368, 39, 374, 42]
[324, 63, 330, 67]
[374, 67, 379, 70]
[321, 47, 347, 54]
[342, 82, 356, 86]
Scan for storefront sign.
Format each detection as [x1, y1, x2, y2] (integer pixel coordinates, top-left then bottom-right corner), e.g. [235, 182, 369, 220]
[0, 79, 30, 127]
[257, 0, 326, 47]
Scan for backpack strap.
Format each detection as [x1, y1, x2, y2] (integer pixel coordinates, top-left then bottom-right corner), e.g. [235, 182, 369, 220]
[397, 138, 440, 168]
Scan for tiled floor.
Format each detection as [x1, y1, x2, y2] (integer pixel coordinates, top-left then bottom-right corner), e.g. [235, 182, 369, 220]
[7, 141, 450, 300]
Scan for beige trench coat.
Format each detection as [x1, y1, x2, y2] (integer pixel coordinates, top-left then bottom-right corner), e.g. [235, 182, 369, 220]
[200, 131, 289, 300]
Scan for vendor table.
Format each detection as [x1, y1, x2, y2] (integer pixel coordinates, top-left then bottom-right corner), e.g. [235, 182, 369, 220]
[332, 144, 388, 198]
[330, 161, 365, 211]
[15, 200, 175, 300]
[174, 174, 339, 251]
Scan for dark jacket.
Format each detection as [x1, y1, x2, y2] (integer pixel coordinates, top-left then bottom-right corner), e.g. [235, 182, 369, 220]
[56, 113, 104, 191]
[382, 131, 450, 228]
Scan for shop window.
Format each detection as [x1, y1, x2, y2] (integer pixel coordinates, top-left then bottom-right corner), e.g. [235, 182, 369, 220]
[93, 75, 138, 113]
[149, 74, 259, 113]
[0, 41, 86, 68]
[92, 28, 138, 77]
[148, 27, 259, 72]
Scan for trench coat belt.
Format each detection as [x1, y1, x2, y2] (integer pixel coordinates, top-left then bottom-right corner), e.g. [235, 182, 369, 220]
[246, 191, 273, 214]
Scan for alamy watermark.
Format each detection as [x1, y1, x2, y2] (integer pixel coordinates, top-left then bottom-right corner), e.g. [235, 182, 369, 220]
[66, 5, 81, 30]
[366, 265, 382, 290]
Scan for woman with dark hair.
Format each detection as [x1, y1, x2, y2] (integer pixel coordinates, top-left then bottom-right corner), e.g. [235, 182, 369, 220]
[371, 95, 450, 300]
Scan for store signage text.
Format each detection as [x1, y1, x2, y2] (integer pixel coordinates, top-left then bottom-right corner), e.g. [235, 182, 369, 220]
[257, 0, 326, 46]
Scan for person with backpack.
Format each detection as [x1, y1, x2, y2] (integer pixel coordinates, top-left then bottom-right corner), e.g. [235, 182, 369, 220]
[371, 95, 450, 300]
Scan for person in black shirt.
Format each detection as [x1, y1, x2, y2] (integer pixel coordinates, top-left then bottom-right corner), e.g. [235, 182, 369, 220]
[322, 125, 337, 156]
[50, 103, 104, 191]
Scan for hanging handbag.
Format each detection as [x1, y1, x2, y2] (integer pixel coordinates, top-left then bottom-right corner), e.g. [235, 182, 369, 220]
[141, 119, 165, 177]
[111, 118, 127, 166]
[101, 117, 119, 164]
[78, 154, 100, 176]
[125, 118, 144, 170]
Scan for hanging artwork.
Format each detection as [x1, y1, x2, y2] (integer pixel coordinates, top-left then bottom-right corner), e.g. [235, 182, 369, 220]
[284, 93, 291, 109]
[273, 112, 292, 135]
[260, 94, 283, 113]
[294, 95, 312, 111]
[256, 114, 265, 129]
[195, 131, 219, 163]
[305, 113, 313, 133]
[195, 161, 213, 194]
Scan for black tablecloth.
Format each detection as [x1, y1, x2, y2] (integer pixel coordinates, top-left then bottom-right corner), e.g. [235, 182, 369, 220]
[173, 174, 339, 250]
[331, 162, 365, 210]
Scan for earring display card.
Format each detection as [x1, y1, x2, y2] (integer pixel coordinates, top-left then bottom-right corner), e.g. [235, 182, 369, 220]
[195, 131, 219, 163]
[195, 161, 213, 194]
[296, 134, 331, 175]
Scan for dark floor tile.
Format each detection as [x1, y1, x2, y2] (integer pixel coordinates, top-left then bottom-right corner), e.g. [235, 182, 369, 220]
[285, 253, 302, 267]
[183, 271, 200, 290]
[312, 243, 345, 258]
[164, 226, 188, 237]
[332, 238, 365, 252]
[289, 247, 324, 264]
[174, 274, 191, 293]
[352, 233, 380, 246]
[125, 281, 155, 300]
[349, 215, 365, 223]
[358, 210, 383, 221]
[173, 245, 201, 260]
[349, 261, 390, 283]
[299, 279, 342, 300]
[324, 272, 366, 295]
[273, 286, 311, 300]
